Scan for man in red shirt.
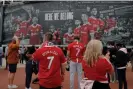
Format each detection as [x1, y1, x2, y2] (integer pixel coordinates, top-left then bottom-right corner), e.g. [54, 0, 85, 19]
[32, 32, 66, 89]
[80, 14, 92, 46]
[74, 20, 81, 37]
[53, 28, 61, 45]
[88, 8, 99, 33]
[67, 36, 85, 89]
[63, 27, 74, 45]
[28, 17, 42, 45]
[95, 14, 105, 39]
[49, 25, 61, 45]
[106, 16, 117, 36]
[13, 13, 32, 38]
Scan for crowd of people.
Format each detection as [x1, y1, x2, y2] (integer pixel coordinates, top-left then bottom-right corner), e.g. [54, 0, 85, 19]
[0, 2, 133, 89]
[0, 32, 132, 89]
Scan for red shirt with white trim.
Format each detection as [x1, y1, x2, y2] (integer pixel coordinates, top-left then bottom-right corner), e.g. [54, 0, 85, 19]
[98, 19, 105, 30]
[14, 18, 32, 36]
[73, 27, 81, 37]
[32, 46, 66, 88]
[63, 33, 74, 44]
[82, 57, 112, 81]
[106, 18, 116, 30]
[53, 30, 61, 44]
[28, 24, 42, 45]
[88, 16, 99, 32]
[68, 41, 85, 63]
[80, 24, 91, 46]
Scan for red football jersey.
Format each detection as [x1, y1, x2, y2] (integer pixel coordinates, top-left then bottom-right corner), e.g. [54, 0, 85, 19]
[98, 19, 105, 30]
[28, 24, 42, 45]
[88, 16, 99, 32]
[82, 58, 112, 81]
[68, 41, 85, 63]
[14, 30, 21, 38]
[53, 30, 61, 44]
[14, 18, 32, 36]
[80, 24, 91, 46]
[63, 33, 74, 44]
[73, 27, 81, 37]
[32, 46, 66, 88]
[106, 18, 116, 30]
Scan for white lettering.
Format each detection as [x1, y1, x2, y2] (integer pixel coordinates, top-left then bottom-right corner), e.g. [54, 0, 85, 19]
[54, 13, 59, 20]
[45, 12, 74, 21]
[48, 13, 53, 20]
[45, 13, 53, 21]
[60, 13, 66, 20]
[67, 12, 73, 20]
[42, 51, 58, 56]
[45, 14, 49, 20]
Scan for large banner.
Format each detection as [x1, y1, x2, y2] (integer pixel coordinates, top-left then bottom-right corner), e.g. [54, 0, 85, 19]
[2, 1, 133, 46]
[0, 6, 3, 44]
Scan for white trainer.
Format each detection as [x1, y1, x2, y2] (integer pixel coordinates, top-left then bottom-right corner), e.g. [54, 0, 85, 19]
[8, 85, 12, 89]
[12, 85, 18, 88]
[25, 87, 32, 89]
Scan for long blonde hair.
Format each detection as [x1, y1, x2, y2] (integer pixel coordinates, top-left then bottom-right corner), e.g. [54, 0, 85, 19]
[84, 40, 103, 67]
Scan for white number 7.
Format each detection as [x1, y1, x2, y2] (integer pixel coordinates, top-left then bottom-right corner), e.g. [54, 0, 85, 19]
[76, 48, 80, 57]
[47, 56, 54, 69]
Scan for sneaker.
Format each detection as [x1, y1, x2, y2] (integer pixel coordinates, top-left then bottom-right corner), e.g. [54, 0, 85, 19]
[8, 85, 12, 89]
[12, 85, 18, 88]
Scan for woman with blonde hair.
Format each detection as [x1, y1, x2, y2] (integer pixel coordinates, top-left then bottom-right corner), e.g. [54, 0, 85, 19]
[81, 40, 114, 89]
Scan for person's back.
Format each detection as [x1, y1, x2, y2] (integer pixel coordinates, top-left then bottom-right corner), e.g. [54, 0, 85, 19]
[68, 41, 85, 63]
[81, 40, 113, 89]
[7, 36, 19, 89]
[82, 57, 112, 82]
[32, 46, 66, 88]
[115, 47, 128, 89]
[115, 48, 129, 67]
[67, 36, 85, 89]
[7, 39, 19, 64]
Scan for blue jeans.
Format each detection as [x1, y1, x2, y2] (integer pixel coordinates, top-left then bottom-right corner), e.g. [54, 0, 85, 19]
[70, 61, 82, 89]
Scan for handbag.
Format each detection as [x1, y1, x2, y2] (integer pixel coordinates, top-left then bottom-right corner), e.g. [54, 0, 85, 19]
[80, 78, 94, 89]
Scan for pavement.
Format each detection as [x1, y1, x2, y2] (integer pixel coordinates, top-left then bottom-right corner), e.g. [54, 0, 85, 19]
[0, 58, 133, 89]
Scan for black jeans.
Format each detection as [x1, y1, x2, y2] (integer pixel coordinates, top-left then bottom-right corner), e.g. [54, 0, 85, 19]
[92, 81, 110, 89]
[25, 60, 33, 88]
[20, 54, 25, 64]
[117, 68, 128, 89]
[40, 86, 61, 89]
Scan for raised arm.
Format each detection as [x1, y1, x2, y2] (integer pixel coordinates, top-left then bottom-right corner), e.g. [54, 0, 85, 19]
[9, 36, 20, 49]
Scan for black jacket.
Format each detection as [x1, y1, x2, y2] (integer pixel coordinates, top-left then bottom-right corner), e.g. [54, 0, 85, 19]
[114, 50, 129, 67]
[109, 47, 118, 64]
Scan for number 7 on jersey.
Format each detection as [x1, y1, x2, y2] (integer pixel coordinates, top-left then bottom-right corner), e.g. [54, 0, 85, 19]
[47, 56, 54, 69]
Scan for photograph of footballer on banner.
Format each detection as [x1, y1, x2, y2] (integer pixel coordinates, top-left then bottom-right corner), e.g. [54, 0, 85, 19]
[2, 1, 133, 46]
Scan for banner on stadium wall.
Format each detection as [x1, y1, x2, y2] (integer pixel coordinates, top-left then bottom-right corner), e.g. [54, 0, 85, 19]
[0, 6, 3, 44]
[2, 1, 133, 46]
